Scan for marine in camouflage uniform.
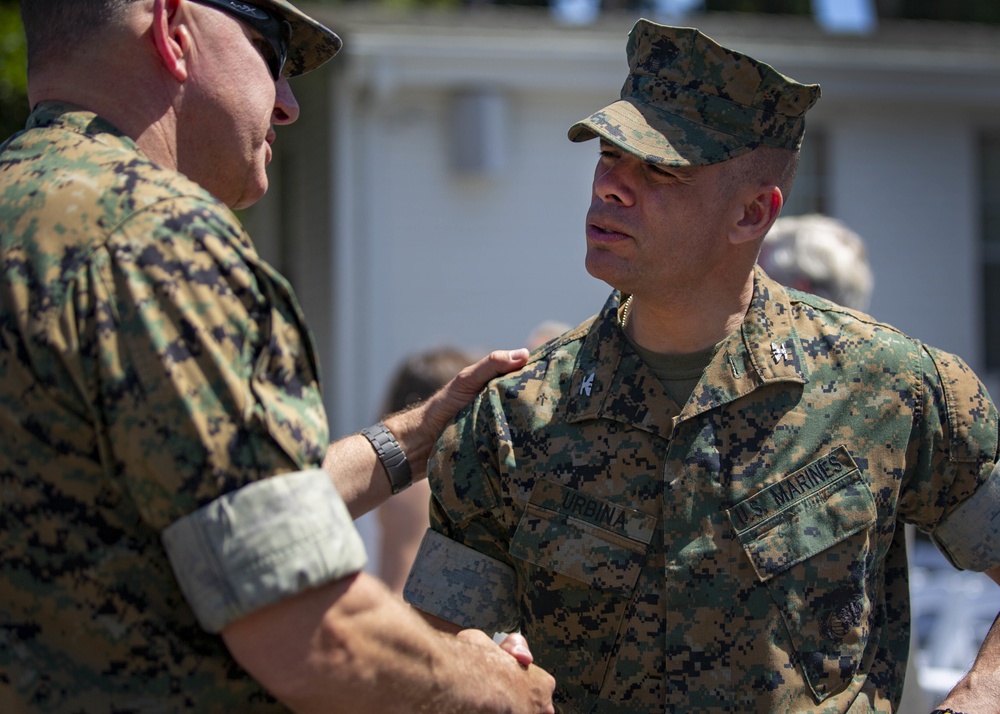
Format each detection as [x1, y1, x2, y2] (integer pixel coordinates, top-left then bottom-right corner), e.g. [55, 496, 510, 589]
[0, 3, 365, 708]
[404, 20, 1000, 712]
[2, 1, 559, 710]
[0, 99, 366, 711]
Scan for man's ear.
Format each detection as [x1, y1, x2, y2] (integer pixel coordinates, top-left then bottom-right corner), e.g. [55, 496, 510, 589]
[151, 0, 189, 81]
[731, 186, 783, 245]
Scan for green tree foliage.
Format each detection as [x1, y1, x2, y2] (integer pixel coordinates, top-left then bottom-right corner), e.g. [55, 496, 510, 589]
[0, 0, 28, 142]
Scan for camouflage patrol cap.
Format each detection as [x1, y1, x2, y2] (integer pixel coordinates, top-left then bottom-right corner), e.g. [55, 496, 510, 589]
[568, 19, 821, 167]
[249, 0, 342, 77]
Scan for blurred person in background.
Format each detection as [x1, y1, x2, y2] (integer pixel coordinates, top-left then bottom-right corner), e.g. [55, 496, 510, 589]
[378, 346, 478, 594]
[757, 213, 874, 311]
[526, 320, 573, 350]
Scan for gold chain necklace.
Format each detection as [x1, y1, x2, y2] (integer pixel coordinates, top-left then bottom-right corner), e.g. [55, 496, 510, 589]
[619, 295, 633, 328]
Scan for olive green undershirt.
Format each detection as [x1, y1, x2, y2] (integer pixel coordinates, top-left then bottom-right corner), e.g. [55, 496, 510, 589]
[619, 310, 720, 407]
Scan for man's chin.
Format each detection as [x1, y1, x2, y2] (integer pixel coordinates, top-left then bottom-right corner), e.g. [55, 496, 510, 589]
[585, 251, 625, 288]
[232, 178, 269, 211]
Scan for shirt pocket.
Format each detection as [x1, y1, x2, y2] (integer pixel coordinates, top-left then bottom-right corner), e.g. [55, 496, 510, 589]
[510, 479, 655, 700]
[726, 446, 877, 702]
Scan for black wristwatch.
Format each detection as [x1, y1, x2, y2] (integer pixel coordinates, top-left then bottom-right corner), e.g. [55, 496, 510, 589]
[360, 422, 413, 495]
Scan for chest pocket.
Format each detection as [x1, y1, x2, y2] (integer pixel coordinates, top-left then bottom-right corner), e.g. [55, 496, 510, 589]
[726, 446, 877, 703]
[510, 479, 656, 703]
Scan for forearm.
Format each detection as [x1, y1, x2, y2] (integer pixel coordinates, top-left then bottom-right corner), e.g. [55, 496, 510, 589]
[323, 427, 395, 520]
[934, 566, 1000, 711]
[416, 608, 464, 636]
[321, 406, 434, 519]
[323, 349, 529, 519]
[223, 571, 553, 714]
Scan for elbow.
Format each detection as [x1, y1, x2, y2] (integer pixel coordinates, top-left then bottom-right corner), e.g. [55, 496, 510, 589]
[222, 573, 378, 710]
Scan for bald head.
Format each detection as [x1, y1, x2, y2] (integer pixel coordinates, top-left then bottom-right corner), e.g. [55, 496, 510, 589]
[21, 0, 143, 72]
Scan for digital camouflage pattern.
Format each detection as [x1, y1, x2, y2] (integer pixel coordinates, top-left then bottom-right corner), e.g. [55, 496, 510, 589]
[0, 102, 328, 711]
[259, 0, 342, 77]
[568, 19, 821, 167]
[404, 529, 520, 633]
[412, 269, 1000, 713]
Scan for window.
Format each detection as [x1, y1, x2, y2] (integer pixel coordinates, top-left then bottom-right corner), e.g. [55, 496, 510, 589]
[783, 128, 827, 217]
[980, 132, 1000, 371]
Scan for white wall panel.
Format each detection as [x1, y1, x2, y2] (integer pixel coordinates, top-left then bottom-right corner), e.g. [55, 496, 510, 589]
[340, 85, 615, 435]
[244, 11, 1000, 437]
[826, 108, 980, 368]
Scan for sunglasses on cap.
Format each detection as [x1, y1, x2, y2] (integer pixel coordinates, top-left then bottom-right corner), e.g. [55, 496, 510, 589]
[191, 0, 292, 80]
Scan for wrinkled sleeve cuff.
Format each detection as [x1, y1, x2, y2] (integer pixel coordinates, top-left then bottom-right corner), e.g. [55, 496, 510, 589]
[161, 468, 367, 633]
[403, 529, 518, 634]
[932, 462, 1000, 572]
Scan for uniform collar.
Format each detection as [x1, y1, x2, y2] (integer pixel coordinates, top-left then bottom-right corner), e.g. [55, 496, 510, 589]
[26, 101, 137, 151]
[737, 265, 811, 387]
[565, 267, 808, 434]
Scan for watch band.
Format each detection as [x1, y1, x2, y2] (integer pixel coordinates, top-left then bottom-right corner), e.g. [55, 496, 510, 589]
[360, 422, 412, 495]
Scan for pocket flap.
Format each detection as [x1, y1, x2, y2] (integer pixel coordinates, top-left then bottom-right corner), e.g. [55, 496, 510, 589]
[726, 446, 875, 581]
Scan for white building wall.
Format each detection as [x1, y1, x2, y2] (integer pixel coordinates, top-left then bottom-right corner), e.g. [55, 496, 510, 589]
[245, 11, 1000, 437]
[333, 83, 616, 436]
[825, 107, 982, 370]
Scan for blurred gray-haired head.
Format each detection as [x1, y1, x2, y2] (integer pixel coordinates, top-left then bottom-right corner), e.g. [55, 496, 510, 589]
[759, 214, 874, 311]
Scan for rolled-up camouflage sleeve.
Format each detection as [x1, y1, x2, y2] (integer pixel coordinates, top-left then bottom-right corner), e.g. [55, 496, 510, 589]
[162, 469, 367, 633]
[404, 388, 521, 634]
[933, 463, 1000, 571]
[403, 529, 518, 633]
[903, 345, 1000, 571]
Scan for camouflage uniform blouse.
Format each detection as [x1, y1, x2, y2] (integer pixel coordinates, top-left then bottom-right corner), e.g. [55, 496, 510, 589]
[405, 270, 1000, 713]
[0, 104, 363, 712]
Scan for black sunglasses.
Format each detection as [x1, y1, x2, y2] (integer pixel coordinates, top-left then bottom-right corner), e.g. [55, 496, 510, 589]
[191, 0, 292, 80]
